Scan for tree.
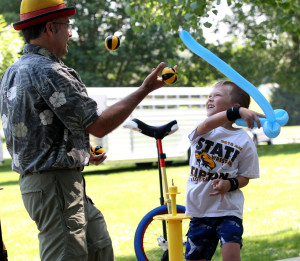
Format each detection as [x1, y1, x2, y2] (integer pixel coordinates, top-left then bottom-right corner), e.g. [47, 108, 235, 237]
[0, 15, 24, 76]
[1, 0, 195, 87]
[271, 87, 300, 126]
[0, 1, 268, 86]
[0, 1, 19, 25]
[63, 0, 183, 86]
[1, 0, 298, 94]
[124, 0, 218, 34]
[224, 1, 300, 124]
[223, 0, 299, 90]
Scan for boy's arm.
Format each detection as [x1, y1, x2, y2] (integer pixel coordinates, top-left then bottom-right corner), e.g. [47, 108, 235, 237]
[195, 111, 228, 136]
[194, 107, 265, 138]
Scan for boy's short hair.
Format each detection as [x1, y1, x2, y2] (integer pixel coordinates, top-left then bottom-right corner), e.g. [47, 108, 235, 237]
[215, 80, 250, 108]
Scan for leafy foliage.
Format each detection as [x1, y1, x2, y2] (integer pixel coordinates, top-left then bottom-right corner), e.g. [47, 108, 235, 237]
[270, 87, 300, 125]
[0, 0, 299, 100]
[124, 0, 218, 33]
[63, 0, 182, 86]
[223, 0, 300, 90]
[0, 1, 19, 25]
[0, 15, 24, 76]
[223, 1, 300, 125]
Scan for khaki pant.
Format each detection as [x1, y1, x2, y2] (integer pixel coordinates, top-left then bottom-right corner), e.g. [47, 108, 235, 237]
[19, 168, 114, 261]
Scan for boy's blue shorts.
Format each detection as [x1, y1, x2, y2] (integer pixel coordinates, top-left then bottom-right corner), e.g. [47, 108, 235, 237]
[185, 216, 243, 261]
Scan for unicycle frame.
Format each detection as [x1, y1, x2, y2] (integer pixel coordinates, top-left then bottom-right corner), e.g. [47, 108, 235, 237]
[156, 138, 171, 240]
[123, 118, 186, 260]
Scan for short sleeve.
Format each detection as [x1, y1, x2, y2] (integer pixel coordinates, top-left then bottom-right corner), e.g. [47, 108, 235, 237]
[238, 141, 260, 179]
[188, 128, 197, 142]
[36, 64, 100, 132]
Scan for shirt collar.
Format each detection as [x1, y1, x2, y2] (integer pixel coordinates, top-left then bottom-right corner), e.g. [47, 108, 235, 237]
[23, 44, 62, 64]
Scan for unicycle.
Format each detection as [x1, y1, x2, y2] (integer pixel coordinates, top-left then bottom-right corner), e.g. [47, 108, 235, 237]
[123, 119, 189, 261]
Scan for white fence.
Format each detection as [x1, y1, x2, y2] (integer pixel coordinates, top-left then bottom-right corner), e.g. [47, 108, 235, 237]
[87, 87, 211, 165]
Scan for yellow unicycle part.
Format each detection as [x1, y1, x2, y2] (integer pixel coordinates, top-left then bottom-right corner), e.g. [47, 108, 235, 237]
[154, 181, 192, 261]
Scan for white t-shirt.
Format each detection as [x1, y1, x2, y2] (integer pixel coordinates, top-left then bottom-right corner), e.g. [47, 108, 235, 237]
[185, 126, 259, 219]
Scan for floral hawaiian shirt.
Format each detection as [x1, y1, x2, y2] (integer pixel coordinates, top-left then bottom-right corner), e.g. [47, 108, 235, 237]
[0, 44, 101, 175]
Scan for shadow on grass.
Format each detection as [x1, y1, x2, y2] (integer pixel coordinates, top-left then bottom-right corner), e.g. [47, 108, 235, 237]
[84, 143, 300, 176]
[112, 228, 300, 261]
[0, 161, 12, 172]
[241, 228, 300, 261]
[0, 180, 18, 187]
[0, 158, 188, 187]
[83, 160, 188, 176]
[257, 143, 300, 156]
[1, 143, 300, 180]
[115, 256, 136, 261]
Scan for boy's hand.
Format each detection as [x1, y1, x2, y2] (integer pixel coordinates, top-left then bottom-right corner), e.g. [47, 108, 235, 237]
[209, 177, 249, 202]
[239, 107, 265, 129]
[209, 179, 231, 202]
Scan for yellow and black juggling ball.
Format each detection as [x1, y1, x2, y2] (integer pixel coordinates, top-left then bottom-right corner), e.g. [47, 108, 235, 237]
[105, 35, 120, 50]
[161, 67, 178, 84]
[91, 145, 105, 155]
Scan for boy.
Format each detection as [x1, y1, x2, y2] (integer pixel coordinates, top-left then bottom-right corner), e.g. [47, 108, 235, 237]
[185, 81, 264, 261]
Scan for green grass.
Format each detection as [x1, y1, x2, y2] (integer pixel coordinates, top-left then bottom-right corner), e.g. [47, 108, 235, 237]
[1, 143, 300, 260]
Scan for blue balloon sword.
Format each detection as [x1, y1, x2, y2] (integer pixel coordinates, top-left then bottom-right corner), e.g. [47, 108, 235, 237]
[180, 30, 288, 138]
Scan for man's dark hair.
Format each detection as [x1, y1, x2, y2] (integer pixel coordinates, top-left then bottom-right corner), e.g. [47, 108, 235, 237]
[22, 22, 47, 43]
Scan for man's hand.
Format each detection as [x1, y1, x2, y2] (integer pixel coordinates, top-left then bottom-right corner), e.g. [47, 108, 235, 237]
[89, 151, 107, 166]
[141, 63, 177, 92]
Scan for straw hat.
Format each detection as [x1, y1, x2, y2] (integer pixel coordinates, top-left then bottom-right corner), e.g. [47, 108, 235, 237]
[13, 0, 76, 30]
